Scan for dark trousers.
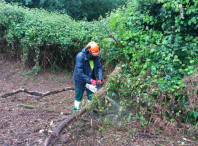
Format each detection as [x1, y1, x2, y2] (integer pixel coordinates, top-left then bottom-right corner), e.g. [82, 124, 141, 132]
[74, 86, 93, 101]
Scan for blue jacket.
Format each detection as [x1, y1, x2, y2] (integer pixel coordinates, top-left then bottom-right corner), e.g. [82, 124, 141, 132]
[73, 48, 103, 89]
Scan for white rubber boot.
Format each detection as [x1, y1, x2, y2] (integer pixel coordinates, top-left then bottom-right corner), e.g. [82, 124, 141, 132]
[73, 100, 80, 111]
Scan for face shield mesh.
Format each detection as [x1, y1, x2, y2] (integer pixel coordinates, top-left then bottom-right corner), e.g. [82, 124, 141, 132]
[87, 51, 100, 60]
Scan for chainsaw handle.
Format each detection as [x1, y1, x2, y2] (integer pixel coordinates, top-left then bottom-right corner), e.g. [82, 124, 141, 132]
[96, 82, 102, 88]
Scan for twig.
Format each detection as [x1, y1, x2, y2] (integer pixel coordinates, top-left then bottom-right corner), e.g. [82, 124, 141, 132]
[191, 55, 198, 62]
[109, 34, 121, 48]
[183, 113, 189, 135]
[117, 86, 121, 102]
[0, 87, 74, 98]
[135, 132, 157, 138]
[53, 117, 68, 123]
[183, 138, 198, 144]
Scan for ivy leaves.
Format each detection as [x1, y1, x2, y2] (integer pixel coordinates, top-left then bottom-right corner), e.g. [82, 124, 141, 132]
[104, 0, 198, 126]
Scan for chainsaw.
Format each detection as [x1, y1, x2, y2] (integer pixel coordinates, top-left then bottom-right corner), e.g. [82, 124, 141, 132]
[85, 82, 102, 93]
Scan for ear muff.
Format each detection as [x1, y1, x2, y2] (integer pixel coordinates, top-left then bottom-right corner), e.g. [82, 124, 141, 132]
[86, 45, 91, 53]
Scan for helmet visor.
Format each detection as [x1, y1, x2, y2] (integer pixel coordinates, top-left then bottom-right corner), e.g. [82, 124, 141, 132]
[90, 51, 100, 57]
[88, 51, 100, 60]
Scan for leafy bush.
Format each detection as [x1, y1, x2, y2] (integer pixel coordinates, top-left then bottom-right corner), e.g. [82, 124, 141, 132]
[0, 2, 110, 72]
[102, 0, 198, 133]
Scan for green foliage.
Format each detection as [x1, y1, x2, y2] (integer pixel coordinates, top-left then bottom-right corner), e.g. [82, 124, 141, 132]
[104, 0, 198, 129]
[0, 2, 110, 71]
[4, 0, 127, 21]
[184, 110, 198, 125]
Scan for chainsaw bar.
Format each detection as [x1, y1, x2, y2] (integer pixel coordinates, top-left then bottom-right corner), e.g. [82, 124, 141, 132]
[85, 83, 99, 93]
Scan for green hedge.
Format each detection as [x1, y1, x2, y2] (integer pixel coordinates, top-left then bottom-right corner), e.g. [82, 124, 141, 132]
[0, 2, 110, 72]
[108, 0, 198, 91]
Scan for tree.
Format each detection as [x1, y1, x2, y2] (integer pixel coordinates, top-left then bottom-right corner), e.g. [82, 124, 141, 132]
[4, 0, 127, 21]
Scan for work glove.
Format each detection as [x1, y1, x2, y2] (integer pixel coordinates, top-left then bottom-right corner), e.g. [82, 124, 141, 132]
[97, 80, 102, 85]
[90, 79, 96, 85]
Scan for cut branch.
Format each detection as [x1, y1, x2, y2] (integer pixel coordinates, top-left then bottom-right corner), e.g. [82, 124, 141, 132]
[110, 34, 121, 48]
[0, 87, 74, 98]
[41, 109, 86, 146]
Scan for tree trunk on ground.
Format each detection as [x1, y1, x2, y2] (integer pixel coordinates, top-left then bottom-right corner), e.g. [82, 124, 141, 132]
[41, 109, 87, 146]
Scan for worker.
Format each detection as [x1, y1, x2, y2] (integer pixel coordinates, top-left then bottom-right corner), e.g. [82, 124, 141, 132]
[73, 41, 103, 111]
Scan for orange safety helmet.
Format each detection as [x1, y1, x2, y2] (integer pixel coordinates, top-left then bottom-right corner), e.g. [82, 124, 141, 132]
[86, 41, 100, 56]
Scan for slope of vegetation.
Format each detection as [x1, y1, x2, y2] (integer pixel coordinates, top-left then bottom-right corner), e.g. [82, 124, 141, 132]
[1, 0, 198, 138]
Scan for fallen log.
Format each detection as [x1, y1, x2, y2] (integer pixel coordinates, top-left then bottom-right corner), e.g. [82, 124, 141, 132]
[50, 122, 91, 145]
[0, 87, 74, 98]
[41, 109, 87, 146]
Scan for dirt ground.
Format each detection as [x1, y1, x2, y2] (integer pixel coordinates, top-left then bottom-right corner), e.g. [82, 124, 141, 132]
[0, 59, 197, 146]
[0, 59, 75, 145]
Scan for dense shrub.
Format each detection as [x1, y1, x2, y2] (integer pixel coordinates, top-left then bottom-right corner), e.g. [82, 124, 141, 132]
[102, 0, 198, 132]
[0, 2, 110, 72]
